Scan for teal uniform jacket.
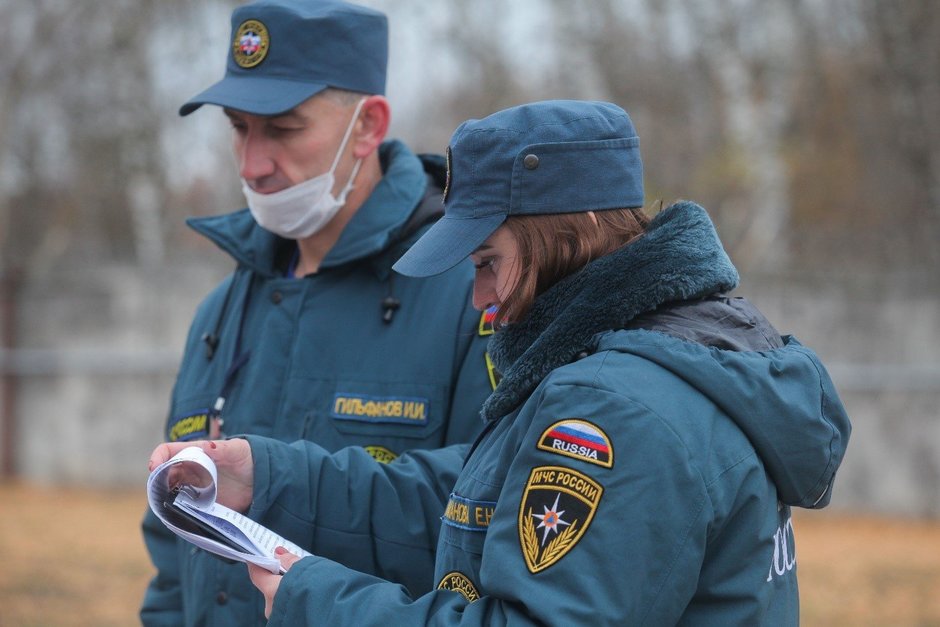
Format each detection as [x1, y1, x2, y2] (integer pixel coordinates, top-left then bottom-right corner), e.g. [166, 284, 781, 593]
[243, 202, 851, 625]
[140, 141, 495, 626]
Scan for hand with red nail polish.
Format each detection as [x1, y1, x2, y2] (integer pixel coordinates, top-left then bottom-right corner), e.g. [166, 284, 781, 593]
[248, 546, 303, 619]
[148, 438, 255, 513]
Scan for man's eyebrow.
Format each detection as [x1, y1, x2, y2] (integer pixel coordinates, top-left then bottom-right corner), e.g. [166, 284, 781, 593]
[270, 112, 306, 124]
[222, 108, 307, 124]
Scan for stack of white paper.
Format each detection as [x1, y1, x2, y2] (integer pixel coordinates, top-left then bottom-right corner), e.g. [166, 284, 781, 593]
[147, 446, 311, 574]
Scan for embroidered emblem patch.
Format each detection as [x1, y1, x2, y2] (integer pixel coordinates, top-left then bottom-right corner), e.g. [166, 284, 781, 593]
[518, 466, 603, 574]
[364, 445, 398, 464]
[232, 19, 270, 68]
[478, 305, 498, 336]
[331, 393, 429, 426]
[443, 146, 453, 204]
[167, 410, 210, 442]
[437, 571, 480, 602]
[537, 419, 613, 468]
[485, 352, 501, 390]
[442, 492, 497, 532]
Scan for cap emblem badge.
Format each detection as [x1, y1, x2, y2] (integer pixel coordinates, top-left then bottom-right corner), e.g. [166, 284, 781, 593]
[232, 19, 270, 69]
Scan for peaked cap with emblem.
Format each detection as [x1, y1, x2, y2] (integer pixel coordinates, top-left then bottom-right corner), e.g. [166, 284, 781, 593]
[393, 100, 644, 277]
[180, 0, 388, 116]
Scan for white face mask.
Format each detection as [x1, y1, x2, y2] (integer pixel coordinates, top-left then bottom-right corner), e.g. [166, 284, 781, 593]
[242, 98, 366, 240]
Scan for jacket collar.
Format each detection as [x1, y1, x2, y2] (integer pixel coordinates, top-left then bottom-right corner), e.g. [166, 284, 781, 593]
[483, 201, 739, 421]
[186, 140, 426, 277]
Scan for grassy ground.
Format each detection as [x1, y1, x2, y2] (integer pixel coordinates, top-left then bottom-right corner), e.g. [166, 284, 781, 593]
[1, 481, 939, 626]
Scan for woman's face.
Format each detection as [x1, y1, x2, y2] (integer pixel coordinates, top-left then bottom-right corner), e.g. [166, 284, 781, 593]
[469, 225, 521, 312]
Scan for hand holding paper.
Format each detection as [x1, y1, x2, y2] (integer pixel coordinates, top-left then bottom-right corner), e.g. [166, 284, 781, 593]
[147, 445, 311, 574]
[149, 439, 254, 512]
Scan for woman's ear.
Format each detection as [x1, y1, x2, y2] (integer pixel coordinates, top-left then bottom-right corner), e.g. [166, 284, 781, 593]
[352, 95, 390, 158]
[587, 210, 599, 226]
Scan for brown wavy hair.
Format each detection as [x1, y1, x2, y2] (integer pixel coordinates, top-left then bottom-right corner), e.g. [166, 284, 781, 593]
[495, 207, 651, 327]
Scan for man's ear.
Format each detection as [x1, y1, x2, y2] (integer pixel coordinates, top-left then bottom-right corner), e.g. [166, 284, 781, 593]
[352, 95, 390, 158]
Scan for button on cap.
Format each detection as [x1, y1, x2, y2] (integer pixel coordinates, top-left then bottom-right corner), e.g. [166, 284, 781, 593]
[523, 154, 539, 170]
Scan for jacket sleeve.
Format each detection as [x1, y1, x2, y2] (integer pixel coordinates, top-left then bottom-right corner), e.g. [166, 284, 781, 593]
[472, 383, 710, 624]
[262, 382, 716, 626]
[247, 435, 468, 596]
[139, 509, 184, 626]
[267, 557, 531, 626]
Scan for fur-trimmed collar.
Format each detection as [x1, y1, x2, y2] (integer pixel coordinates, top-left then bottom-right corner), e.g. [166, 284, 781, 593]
[482, 201, 739, 421]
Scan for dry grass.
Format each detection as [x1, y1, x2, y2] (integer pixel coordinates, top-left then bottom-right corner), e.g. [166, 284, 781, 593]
[796, 511, 940, 626]
[1, 481, 939, 626]
[0, 481, 153, 627]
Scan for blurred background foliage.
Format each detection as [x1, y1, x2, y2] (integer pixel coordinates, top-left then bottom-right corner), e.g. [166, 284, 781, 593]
[1, 0, 938, 278]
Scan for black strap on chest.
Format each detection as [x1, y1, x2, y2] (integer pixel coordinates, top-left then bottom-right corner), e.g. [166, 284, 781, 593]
[400, 177, 444, 242]
[380, 157, 446, 324]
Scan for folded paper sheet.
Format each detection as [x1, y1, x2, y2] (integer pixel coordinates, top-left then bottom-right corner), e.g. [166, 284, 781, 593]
[147, 445, 311, 574]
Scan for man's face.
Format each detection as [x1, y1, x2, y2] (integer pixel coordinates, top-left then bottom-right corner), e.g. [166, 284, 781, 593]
[224, 94, 359, 195]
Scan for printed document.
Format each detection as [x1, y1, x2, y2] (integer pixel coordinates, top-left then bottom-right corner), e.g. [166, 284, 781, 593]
[147, 446, 311, 574]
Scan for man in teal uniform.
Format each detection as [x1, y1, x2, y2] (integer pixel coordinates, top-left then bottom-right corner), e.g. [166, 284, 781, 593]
[139, 2, 494, 625]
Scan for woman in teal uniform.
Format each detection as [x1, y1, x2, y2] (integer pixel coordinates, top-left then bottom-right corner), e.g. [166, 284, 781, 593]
[150, 99, 851, 625]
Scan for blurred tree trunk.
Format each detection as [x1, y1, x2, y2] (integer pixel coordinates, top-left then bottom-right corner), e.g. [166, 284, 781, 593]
[864, 0, 940, 214]
[861, 0, 940, 273]
[680, 0, 796, 270]
[0, 0, 206, 276]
